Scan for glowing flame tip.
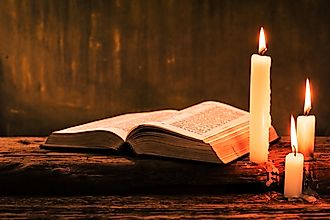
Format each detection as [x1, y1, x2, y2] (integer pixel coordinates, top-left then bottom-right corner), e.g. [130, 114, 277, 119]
[258, 27, 267, 54]
[290, 115, 298, 153]
[304, 78, 312, 115]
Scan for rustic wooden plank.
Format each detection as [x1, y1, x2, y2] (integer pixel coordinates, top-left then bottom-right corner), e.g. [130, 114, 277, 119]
[0, 193, 329, 219]
[0, 137, 329, 195]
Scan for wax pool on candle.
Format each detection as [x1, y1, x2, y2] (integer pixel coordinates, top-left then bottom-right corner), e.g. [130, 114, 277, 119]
[284, 115, 304, 198]
[297, 78, 315, 160]
[249, 27, 271, 164]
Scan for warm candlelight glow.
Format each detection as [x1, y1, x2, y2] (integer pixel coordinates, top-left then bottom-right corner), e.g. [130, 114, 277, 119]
[249, 26, 271, 164]
[291, 115, 298, 152]
[297, 77, 315, 160]
[285, 115, 304, 198]
[258, 27, 267, 54]
[304, 78, 311, 115]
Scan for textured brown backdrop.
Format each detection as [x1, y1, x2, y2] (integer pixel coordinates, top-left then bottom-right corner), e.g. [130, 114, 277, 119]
[0, 0, 329, 136]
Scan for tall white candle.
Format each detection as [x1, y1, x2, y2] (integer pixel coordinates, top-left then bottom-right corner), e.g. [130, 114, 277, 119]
[249, 27, 271, 164]
[297, 78, 315, 160]
[284, 115, 304, 198]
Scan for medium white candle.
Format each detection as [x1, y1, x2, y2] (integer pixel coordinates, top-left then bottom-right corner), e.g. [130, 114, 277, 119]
[284, 115, 304, 198]
[249, 27, 271, 164]
[297, 78, 315, 160]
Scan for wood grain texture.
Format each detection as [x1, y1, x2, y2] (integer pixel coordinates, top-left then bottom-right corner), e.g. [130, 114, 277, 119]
[0, 137, 329, 218]
[1, 0, 330, 136]
[0, 194, 329, 219]
[0, 137, 329, 196]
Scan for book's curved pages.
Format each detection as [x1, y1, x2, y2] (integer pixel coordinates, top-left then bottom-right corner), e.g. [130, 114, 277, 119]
[41, 101, 279, 164]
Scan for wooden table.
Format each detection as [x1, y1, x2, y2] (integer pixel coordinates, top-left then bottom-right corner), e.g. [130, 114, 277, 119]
[0, 137, 329, 218]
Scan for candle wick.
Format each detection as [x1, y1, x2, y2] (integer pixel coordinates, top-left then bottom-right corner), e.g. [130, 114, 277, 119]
[293, 145, 297, 156]
[304, 106, 312, 116]
[259, 48, 267, 55]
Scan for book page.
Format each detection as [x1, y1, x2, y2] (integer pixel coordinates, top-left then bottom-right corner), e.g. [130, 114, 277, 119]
[144, 101, 249, 140]
[55, 110, 177, 140]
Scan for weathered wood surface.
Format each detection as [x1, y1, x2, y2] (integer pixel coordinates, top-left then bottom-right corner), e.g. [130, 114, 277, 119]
[0, 137, 329, 196]
[0, 194, 329, 219]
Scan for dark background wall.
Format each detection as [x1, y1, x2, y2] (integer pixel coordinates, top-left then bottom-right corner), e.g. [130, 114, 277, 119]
[0, 0, 329, 136]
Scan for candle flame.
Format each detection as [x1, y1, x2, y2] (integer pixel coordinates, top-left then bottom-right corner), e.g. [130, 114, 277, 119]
[291, 115, 298, 153]
[304, 78, 312, 115]
[258, 27, 267, 54]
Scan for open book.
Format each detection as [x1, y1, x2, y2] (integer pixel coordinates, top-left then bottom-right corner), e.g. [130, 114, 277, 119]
[41, 101, 279, 164]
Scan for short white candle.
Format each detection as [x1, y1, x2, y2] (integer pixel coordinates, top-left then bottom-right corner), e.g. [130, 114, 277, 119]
[284, 115, 304, 198]
[297, 78, 315, 160]
[249, 27, 271, 164]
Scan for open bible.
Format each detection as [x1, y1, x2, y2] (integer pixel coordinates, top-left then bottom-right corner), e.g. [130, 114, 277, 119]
[41, 101, 279, 164]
